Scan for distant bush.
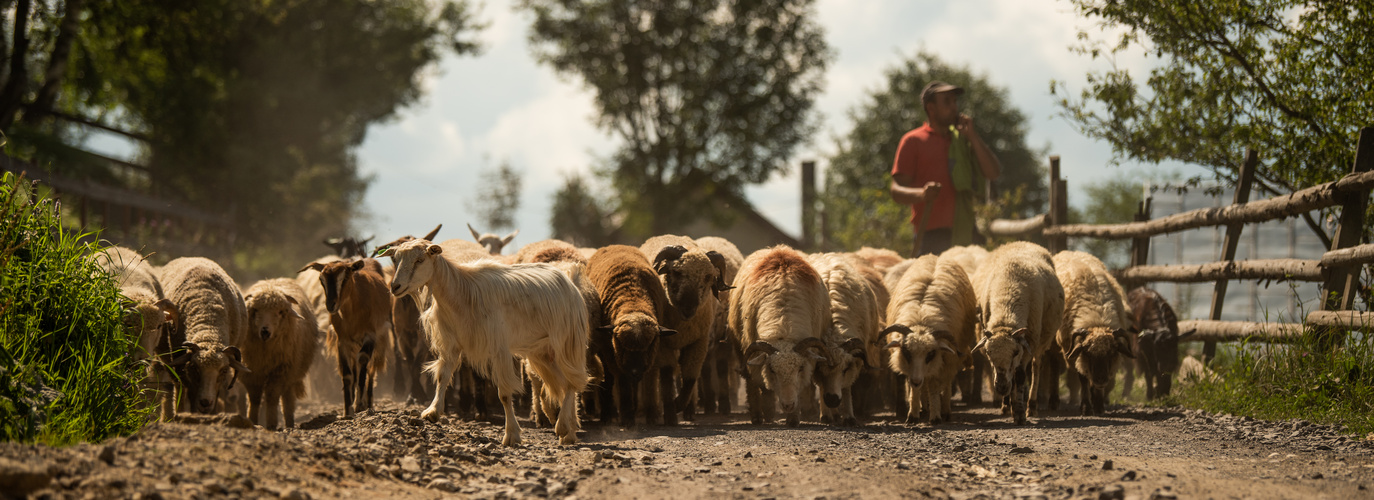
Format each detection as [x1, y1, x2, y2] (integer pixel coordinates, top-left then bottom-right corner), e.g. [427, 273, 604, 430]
[0, 172, 151, 445]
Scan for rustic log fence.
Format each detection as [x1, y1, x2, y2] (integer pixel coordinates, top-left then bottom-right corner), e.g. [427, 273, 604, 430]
[985, 127, 1374, 357]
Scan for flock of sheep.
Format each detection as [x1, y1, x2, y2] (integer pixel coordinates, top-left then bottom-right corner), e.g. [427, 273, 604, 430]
[93, 223, 1195, 449]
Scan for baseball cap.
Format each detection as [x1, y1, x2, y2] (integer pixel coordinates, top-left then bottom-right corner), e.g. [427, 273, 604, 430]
[921, 81, 964, 102]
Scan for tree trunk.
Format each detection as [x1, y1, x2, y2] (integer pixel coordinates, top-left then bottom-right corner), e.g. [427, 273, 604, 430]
[26, 0, 84, 121]
[0, 0, 32, 130]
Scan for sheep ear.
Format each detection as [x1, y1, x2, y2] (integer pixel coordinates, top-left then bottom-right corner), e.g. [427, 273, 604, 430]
[287, 307, 304, 322]
[1179, 328, 1197, 340]
[154, 299, 178, 325]
[1066, 345, 1084, 363]
[501, 230, 519, 246]
[285, 295, 299, 306]
[595, 325, 614, 336]
[1113, 329, 1136, 358]
[297, 262, 325, 274]
[747, 355, 767, 367]
[468, 223, 482, 241]
[222, 346, 251, 374]
[658, 327, 677, 337]
[884, 339, 902, 349]
[426, 244, 443, 256]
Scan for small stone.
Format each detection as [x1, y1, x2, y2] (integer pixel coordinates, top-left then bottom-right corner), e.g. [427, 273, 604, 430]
[427, 478, 459, 492]
[400, 456, 422, 474]
[815, 457, 826, 463]
[1010, 446, 1034, 454]
[1097, 484, 1124, 500]
[1101, 460, 1114, 471]
[743, 451, 753, 458]
[1120, 470, 1137, 481]
[694, 467, 711, 473]
[1306, 472, 1324, 480]
[279, 488, 310, 500]
[896, 462, 911, 470]
[223, 415, 254, 429]
[99, 445, 116, 465]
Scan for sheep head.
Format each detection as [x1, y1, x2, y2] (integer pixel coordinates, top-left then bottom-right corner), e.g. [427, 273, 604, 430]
[1066, 328, 1135, 389]
[812, 336, 867, 409]
[599, 311, 676, 380]
[245, 289, 303, 342]
[883, 323, 960, 390]
[652, 245, 718, 320]
[378, 240, 442, 298]
[182, 343, 250, 414]
[121, 296, 178, 360]
[744, 337, 829, 415]
[468, 223, 518, 255]
[973, 327, 1032, 397]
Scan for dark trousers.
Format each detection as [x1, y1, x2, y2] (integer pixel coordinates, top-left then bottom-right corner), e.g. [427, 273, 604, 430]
[911, 227, 984, 258]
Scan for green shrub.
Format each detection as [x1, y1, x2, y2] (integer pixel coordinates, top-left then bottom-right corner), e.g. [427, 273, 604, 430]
[0, 172, 151, 445]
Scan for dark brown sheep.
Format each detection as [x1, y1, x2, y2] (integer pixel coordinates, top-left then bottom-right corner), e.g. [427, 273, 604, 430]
[587, 244, 676, 427]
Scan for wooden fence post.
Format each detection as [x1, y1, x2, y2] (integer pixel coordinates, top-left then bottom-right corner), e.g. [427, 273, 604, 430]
[1203, 149, 1259, 364]
[1131, 198, 1152, 267]
[1317, 127, 1374, 348]
[1048, 156, 1067, 253]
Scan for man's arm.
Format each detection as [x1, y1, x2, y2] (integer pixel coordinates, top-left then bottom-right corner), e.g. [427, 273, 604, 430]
[958, 115, 1001, 181]
[890, 172, 940, 206]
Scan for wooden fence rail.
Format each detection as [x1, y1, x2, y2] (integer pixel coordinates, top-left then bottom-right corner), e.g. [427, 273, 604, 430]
[982, 127, 1372, 352]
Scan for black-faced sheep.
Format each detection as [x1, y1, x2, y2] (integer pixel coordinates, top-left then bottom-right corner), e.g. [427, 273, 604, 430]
[970, 242, 1064, 425]
[92, 246, 182, 420]
[468, 223, 519, 255]
[728, 245, 832, 427]
[639, 235, 732, 424]
[806, 252, 882, 426]
[883, 254, 978, 425]
[160, 257, 251, 415]
[241, 278, 319, 429]
[587, 244, 676, 427]
[1127, 287, 1195, 400]
[1053, 251, 1135, 416]
[694, 236, 744, 416]
[298, 258, 392, 418]
[384, 240, 589, 446]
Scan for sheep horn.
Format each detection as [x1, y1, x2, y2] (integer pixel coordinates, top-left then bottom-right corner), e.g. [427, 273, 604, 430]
[1113, 329, 1136, 359]
[793, 337, 833, 366]
[652, 245, 689, 274]
[222, 346, 251, 375]
[743, 341, 778, 360]
[168, 342, 198, 366]
[1178, 328, 1197, 340]
[879, 324, 912, 336]
[931, 329, 956, 345]
[1071, 328, 1090, 344]
[841, 337, 868, 366]
[422, 224, 443, 241]
[705, 251, 734, 293]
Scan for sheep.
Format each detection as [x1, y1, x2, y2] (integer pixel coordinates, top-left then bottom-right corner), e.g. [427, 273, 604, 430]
[1126, 287, 1195, 400]
[241, 278, 319, 429]
[728, 245, 832, 427]
[584, 244, 676, 426]
[297, 258, 392, 418]
[970, 242, 1064, 425]
[805, 252, 883, 426]
[91, 246, 182, 420]
[639, 235, 733, 424]
[840, 253, 891, 318]
[882, 258, 917, 298]
[468, 223, 519, 255]
[694, 236, 744, 415]
[853, 246, 905, 274]
[160, 257, 251, 415]
[938, 244, 991, 404]
[939, 245, 990, 278]
[883, 254, 978, 425]
[514, 239, 587, 266]
[383, 240, 589, 446]
[1052, 251, 1135, 416]
[324, 235, 373, 259]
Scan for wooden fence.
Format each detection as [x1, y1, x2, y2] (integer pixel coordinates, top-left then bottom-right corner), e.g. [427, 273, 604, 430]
[986, 127, 1374, 359]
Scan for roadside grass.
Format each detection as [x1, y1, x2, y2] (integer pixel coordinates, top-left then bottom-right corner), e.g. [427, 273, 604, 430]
[0, 172, 151, 445]
[1165, 327, 1374, 437]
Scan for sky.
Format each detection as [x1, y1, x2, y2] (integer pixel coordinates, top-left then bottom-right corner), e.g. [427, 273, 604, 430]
[91, 0, 1205, 249]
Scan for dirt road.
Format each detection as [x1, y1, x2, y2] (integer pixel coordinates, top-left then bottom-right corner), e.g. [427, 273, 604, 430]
[3, 400, 1371, 499]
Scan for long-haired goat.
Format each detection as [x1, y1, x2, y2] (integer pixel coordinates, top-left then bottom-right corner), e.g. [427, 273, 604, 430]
[728, 245, 831, 427]
[383, 240, 589, 446]
[298, 258, 392, 418]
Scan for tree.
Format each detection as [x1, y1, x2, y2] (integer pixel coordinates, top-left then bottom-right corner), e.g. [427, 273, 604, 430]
[1053, 0, 1374, 247]
[467, 161, 523, 232]
[520, 0, 831, 237]
[550, 173, 618, 248]
[822, 50, 1047, 252]
[2, 0, 483, 276]
[1068, 175, 1148, 269]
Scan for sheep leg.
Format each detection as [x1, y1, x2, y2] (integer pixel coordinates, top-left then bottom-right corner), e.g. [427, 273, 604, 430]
[1078, 372, 1092, 416]
[1011, 364, 1029, 425]
[840, 386, 857, 427]
[640, 366, 662, 425]
[246, 384, 264, 426]
[744, 372, 765, 425]
[674, 338, 710, 422]
[699, 350, 718, 415]
[904, 381, 922, 425]
[554, 386, 580, 445]
[421, 356, 457, 422]
[1066, 365, 1082, 406]
[891, 372, 910, 420]
[1028, 356, 1045, 418]
[282, 385, 298, 429]
[263, 384, 282, 431]
[715, 350, 733, 414]
[1121, 360, 1136, 400]
[1046, 353, 1062, 411]
[597, 368, 617, 425]
[761, 386, 777, 424]
[927, 382, 944, 425]
[818, 387, 834, 425]
[616, 372, 638, 427]
[658, 365, 678, 426]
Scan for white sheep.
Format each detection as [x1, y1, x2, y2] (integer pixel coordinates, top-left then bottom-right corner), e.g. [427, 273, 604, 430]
[728, 245, 832, 427]
[383, 240, 589, 446]
[241, 278, 319, 429]
[91, 246, 182, 420]
[694, 236, 745, 416]
[883, 254, 978, 425]
[1052, 251, 1135, 416]
[159, 257, 251, 415]
[938, 244, 991, 405]
[970, 242, 1064, 425]
[805, 252, 883, 426]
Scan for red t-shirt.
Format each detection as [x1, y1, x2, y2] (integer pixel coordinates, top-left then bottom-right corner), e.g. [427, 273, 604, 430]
[891, 123, 954, 229]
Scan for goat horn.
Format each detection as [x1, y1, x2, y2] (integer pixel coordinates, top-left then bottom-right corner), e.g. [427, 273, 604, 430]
[422, 224, 443, 241]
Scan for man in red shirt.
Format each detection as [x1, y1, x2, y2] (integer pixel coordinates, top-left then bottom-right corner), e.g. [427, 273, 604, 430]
[890, 81, 1002, 257]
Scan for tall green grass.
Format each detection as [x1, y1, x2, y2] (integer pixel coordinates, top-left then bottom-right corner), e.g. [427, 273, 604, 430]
[1169, 327, 1374, 436]
[0, 172, 151, 445]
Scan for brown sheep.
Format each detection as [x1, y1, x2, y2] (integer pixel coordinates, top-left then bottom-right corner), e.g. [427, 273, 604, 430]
[514, 239, 587, 266]
[1126, 287, 1195, 400]
[587, 244, 677, 427]
[694, 236, 745, 416]
[242, 278, 319, 429]
[639, 235, 732, 424]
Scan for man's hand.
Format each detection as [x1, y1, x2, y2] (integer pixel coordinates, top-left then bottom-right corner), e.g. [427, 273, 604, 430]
[921, 181, 942, 202]
[955, 114, 976, 137]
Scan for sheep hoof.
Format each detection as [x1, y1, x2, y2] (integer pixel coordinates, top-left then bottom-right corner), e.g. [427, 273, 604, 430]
[842, 417, 857, 427]
[420, 407, 441, 422]
[502, 433, 522, 447]
[785, 415, 800, 427]
[558, 433, 578, 446]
